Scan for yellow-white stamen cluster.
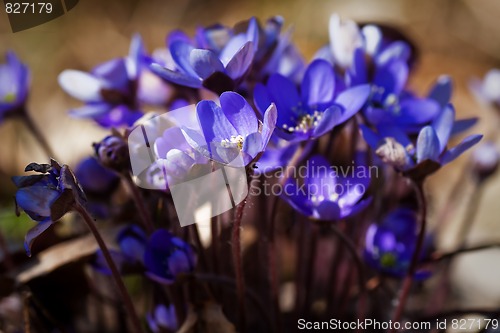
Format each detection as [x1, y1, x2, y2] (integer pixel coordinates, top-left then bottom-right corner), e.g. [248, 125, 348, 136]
[310, 192, 339, 204]
[221, 135, 245, 150]
[282, 111, 323, 134]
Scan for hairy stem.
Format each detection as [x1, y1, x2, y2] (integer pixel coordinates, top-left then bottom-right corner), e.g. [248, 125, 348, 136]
[391, 181, 427, 330]
[74, 203, 144, 333]
[123, 174, 155, 234]
[21, 112, 56, 159]
[232, 199, 248, 333]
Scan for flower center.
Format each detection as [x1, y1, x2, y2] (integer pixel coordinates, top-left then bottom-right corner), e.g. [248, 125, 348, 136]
[310, 192, 339, 205]
[221, 135, 245, 150]
[3, 92, 15, 103]
[282, 111, 323, 134]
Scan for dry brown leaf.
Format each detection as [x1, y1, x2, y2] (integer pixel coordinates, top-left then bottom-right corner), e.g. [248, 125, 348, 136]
[14, 226, 121, 284]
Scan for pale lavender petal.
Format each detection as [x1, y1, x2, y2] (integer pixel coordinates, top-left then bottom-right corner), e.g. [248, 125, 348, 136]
[93, 59, 129, 88]
[169, 40, 199, 78]
[68, 103, 112, 119]
[196, 100, 237, 143]
[149, 63, 201, 88]
[312, 105, 342, 138]
[242, 132, 263, 160]
[224, 42, 254, 80]
[260, 103, 278, 148]
[220, 91, 258, 135]
[155, 127, 190, 159]
[189, 49, 225, 79]
[416, 126, 441, 163]
[432, 104, 455, 153]
[58, 70, 105, 102]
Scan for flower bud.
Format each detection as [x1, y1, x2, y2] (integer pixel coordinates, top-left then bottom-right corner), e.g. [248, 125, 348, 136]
[471, 141, 500, 181]
[93, 133, 130, 173]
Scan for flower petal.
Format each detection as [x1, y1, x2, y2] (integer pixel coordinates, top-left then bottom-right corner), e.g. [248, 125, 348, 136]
[219, 91, 258, 136]
[93, 59, 129, 89]
[432, 104, 455, 153]
[189, 49, 225, 79]
[24, 221, 53, 257]
[169, 40, 199, 78]
[253, 83, 273, 115]
[242, 132, 263, 161]
[149, 63, 202, 88]
[196, 100, 238, 143]
[260, 103, 278, 148]
[58, 70, 105, 102]
[301, 59, 335, 107]
[428, 75, 453, 108]
[312, 104, 342, 138]
[441, 134, 483, 165]
[360, 125, 381, 150]
[451, 118, 478, 136]
[224, 42, 254, 80]
[314, 200, 341, 221]
[416, 126, 441, 163]
[267, 73, 301, 118]
[397, 98, 440, 125]
[335, 84, 370, 123]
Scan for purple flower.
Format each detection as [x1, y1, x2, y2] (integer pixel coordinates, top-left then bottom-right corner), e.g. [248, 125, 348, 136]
[254, 59, 370, 142]
[0, 51, 29, 121]
[364, 208, 430, 279]
[93, 225, 148, 275]
[362, 104, 483, 179]
[469, 69, 500, 107]
[253, 138, 303, 175]
[362, 66, 445, 131]
[150, 18, 259, 94]
[12, 160, 86, 255]
[74, 157, 119, 194]
[147, 304, 178, 333]
[471, 141, 500, 181]
[58, 35, 148, 127]
[144, 229, 197, 284]
[145, 127, 210, 190]
[183, 91, 277, 166]
[282, 155, 371, 221]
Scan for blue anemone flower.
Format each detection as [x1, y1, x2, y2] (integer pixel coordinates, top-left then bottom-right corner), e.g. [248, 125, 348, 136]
[93, 225, 148, 275]
[183, 91, 277, 166]
[361, 63, 445, 132]
[254, 59, 370, 142]
[150, 18, 259, 94]
[0, 51, 29, 121]
[13, 160, 86, 255]
[364, 208, 430, 279]
[58, 35, 147, 127]
[74, 157, 120, 194]
[361, 104, 483, 178]
[147, 304, 178, 333]
[144, 229, 197, 284]
[282, 155, 371, 221]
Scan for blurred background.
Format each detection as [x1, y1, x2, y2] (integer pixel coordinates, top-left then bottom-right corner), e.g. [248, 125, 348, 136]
[1, 0, 500, 315]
